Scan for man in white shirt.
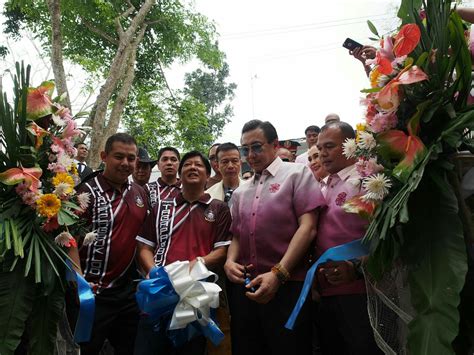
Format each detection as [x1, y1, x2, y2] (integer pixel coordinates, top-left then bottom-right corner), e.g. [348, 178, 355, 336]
[206, 142, 243, 204]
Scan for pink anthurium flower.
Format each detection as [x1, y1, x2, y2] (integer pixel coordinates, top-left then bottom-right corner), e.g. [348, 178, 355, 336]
[376, 66, 428, 112]
[0, 166, 43, 192]
[26, 122, 49, 149]
[26, 81, 55, 121]
[377, 130, 427, 183]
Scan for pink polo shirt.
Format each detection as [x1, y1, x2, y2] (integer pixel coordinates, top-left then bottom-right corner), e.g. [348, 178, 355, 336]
[231, 157, 325, 281]
[317, 164, 367, 296]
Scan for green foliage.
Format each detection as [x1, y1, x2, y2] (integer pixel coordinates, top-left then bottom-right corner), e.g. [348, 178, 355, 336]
[0, 259, 35, 354]
[123, 60, 236, 155]
[403, 169, 467, 354]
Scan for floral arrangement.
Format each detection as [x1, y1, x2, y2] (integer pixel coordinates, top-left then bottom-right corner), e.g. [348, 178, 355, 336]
[0, 63, 90, 354]
[337, 1, 474, 353]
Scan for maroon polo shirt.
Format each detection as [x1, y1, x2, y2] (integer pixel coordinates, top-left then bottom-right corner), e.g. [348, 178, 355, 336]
[145, 177, 181, 208]
[137, 192, 231, 266]
[78, 173, 148, 290]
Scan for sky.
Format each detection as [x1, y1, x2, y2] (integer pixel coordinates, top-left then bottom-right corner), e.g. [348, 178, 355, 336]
[1, 0, 474, 145]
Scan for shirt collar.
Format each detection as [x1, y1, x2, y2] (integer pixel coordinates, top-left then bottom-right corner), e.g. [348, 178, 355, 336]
[262, 157, 282, 177]
[98, 173, 131, 192]
[175, 192, 212, 206]
[158, 177, 181, 188]
[321, 164, 357, 185]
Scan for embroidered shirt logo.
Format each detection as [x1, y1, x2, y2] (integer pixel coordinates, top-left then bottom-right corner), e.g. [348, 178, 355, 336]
[204, 208, 216, 222]
[269, 183, 280, 193]
[135, 195, 144, 208]
[335, 192, 347, 206]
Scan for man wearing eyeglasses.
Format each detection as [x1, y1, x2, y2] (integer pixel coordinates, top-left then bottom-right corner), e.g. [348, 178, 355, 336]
[206, 143, 222, 189]
[224, 120, 325, 355]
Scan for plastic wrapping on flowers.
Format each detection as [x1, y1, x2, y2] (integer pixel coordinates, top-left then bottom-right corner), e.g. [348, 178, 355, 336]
[0, 63, 89, 354]
[341, 1, 474, 353]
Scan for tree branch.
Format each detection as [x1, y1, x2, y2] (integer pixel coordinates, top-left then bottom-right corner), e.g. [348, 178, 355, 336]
[157, 59, 179, 109]
[80, 17, 119, 46]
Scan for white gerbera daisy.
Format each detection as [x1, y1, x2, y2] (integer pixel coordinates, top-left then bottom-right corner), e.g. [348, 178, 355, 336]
[57, 153, 74, 170]
[55, 231, 74, 247]
[362, 173, 392, 201]
[77, 192, 91, 210]
[54, 182, 72, 197]
[52, 114, 66, 127]
[83, 231, 97, 246]
[357, 131, 377, 151]
[342, 138, 357, 159]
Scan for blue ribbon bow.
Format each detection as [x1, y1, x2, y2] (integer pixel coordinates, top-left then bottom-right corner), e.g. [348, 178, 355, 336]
[136, 265, 224, 347]
[285, 238, 368, 329]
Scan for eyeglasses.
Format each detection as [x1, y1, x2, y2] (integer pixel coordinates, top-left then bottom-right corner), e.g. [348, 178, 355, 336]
[209, 155, 217, 162]
[241, 143, 264, 157]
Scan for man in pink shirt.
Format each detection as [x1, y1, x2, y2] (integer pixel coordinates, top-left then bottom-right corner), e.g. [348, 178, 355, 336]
[224, 120, 325, 355]
[316, 121, 382, 354]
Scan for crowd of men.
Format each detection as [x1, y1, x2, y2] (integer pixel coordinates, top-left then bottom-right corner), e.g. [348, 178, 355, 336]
[65, 115, 383, 355]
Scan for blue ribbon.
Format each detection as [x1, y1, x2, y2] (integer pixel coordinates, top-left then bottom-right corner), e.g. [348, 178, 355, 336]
[136, 266, 179, 321]
[136, 266, 224, 346]
[285, 238, 368, 330]
[65, 260, 95, 343]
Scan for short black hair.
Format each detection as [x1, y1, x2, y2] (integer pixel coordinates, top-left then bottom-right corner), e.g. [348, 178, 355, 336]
[74, 142, 88, 149]
[241, 120, 278, 143]
[320, 121, 356, 140]
[104, 133, 137, 153]
[158, 146, 180, 161]
[178, 151, 212, 176]
[216, 142, 240, 161]
[304, 125, 321, 135]
[208, 143, 221, 156]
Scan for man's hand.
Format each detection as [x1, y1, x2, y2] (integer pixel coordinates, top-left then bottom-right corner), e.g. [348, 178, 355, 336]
[319, 260, 356, 286]
[224, 259, 246, 284]
[350, 45, 376, 63]
[245, 271, 280, 304]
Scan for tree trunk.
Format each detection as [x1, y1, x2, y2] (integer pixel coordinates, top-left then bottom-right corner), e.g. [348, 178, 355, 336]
[104, 27, 145, 139]
[46, 0, 71, 110]
[87, 0, 156, 169]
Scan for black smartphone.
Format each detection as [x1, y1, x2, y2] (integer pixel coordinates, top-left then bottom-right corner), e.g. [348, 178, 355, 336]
[342, 38, 363, 51]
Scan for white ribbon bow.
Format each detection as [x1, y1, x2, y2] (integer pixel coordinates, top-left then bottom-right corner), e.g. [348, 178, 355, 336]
[164, 260, 221, 330]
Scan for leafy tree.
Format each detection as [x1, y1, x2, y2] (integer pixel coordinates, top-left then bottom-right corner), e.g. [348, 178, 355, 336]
[3, 0, 224, 167]
[122, 60, 236, 156]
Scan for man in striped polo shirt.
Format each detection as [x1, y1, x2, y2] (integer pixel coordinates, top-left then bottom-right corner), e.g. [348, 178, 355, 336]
[135, 151, 232, 355]
[145, 146, 181, 208]
[71, 133, 149, 354]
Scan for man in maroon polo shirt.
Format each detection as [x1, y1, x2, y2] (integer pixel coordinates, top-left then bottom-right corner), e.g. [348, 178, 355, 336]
[135, 151, 232, 355]
[71, 133, 148, 354]
[224, 120, 325, 355]
[145, 146, 181, 208]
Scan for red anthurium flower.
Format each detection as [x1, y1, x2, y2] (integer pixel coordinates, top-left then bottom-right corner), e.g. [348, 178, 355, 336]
[376, 51, 393, 75]
[343, 195, 376, 219]
[377, 130, 427, 183]
[393, 24, 421, 57]
[26, 81, 55, 121]
[0, 166, 43, 192]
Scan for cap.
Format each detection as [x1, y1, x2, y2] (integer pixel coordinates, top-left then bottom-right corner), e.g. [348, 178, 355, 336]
[137, 147, 157, 166]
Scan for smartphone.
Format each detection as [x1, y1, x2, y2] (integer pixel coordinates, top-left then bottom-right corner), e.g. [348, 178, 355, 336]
[342, 38, 363, 51]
